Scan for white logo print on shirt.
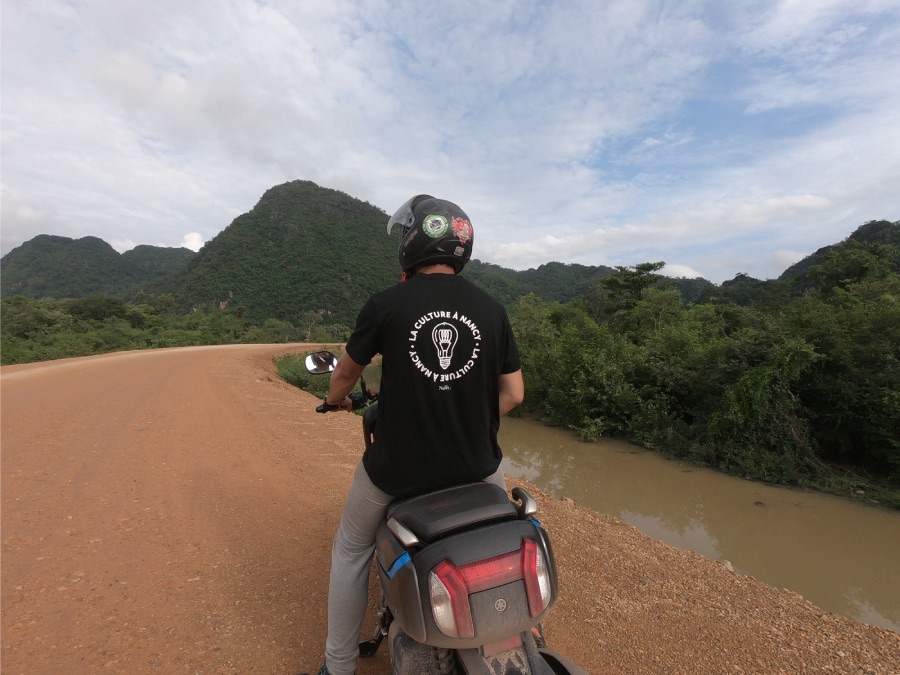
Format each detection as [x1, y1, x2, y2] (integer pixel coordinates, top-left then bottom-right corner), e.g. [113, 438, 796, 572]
[408, 311, 481, 386]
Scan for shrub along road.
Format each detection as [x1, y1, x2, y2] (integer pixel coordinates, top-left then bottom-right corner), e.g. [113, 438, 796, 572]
[1, 345, 897, 674]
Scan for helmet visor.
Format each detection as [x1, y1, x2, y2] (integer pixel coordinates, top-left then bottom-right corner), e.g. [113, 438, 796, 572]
[386, 196, 417, 236]
[386, 194, 434, 238]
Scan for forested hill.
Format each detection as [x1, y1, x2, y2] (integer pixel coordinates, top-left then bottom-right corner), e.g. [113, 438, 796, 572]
[0, 181, 628, 323]
[778, 218, 900, 290]
[463, 260, 618, 306]
[0, 235, 196, 298]
[169, 181, 631, 319]
[2, 179, 897, 324]
[151, 181, 399, 325]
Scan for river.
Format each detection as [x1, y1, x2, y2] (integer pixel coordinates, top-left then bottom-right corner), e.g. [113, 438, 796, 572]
[498, 416, 900, 633]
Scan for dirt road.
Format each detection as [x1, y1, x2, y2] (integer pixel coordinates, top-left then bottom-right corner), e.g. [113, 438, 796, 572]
[1, 345, 897, 674]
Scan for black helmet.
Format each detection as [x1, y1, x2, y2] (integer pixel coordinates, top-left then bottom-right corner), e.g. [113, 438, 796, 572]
[386, 194, 474, 273]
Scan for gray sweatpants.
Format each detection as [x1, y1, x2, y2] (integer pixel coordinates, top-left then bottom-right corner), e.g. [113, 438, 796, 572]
[324, 461, 507, 675]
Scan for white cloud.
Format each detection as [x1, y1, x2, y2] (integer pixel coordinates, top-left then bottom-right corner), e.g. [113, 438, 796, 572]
[0, 186, 58, 251]
[662, 264, 704, 279]
[773, 249, 807, 269]
[181, 233, 205, 252]
[109, 238, 137, 253]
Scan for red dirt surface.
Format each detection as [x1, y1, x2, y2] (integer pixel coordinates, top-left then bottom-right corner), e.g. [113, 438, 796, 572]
[2, 345, 898, 674]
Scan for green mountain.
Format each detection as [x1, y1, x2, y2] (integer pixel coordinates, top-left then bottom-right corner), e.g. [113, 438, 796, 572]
[4, 180, 896, 324]
[122, 245, 197, 280]
[0, 235, 196, 298]
[0, 181, 627, 325]
[153, 180, 399, 326]
[778, 219, 900, 290]
[462, 260, 617, 306]
[695, 219, 900, 305]
[161, 181, 624, 325]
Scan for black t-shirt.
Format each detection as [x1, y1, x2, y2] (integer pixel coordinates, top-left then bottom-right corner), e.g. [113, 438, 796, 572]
[345, 273, 521, 498]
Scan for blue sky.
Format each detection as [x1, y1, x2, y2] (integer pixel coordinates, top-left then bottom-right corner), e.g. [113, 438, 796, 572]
[2, 0, 899, 283]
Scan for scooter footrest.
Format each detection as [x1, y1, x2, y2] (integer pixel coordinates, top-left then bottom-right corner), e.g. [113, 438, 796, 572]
[358, 637, 382, 658]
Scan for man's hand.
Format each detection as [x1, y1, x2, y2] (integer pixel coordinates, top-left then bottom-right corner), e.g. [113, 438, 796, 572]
[323, 353, 367, 409]
[316, 395, 352, 413]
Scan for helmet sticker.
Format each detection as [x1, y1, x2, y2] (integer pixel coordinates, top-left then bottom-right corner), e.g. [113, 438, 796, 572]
[422, 214, 449, 238]
[408, 310, 482, 389]
[452, 217, 472, 243]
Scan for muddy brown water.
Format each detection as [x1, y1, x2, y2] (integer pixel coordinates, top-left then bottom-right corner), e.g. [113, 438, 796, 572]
[498, 416, 900, 633]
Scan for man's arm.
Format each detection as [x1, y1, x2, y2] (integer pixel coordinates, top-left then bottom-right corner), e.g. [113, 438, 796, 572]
[325, 351, 368, 411]
[498, 369, 525, 416]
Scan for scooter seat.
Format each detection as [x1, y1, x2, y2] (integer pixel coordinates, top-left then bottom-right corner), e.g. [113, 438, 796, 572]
[386, 482, 518, 544]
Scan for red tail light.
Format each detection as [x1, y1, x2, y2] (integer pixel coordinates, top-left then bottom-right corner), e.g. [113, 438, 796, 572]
[428, 538, 550, 639]
[522, 538, 550, 617]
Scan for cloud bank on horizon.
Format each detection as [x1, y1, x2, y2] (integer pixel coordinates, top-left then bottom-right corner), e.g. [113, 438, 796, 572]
[2, 0, 899, 283]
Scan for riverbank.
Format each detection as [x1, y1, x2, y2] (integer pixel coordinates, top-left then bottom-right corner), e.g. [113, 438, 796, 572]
[499, 415, 900, 632]
[275, 350, 900, 510]
[507, 474, 900, 673]
[510, 472, 900, 673]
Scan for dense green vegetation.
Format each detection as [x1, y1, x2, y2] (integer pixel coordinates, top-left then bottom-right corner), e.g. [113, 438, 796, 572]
[0, 293, 353, 364]
[510, 236, 900, 507]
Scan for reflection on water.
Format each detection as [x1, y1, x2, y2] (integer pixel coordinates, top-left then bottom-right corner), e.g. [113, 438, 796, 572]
[499, 416, 900, 632]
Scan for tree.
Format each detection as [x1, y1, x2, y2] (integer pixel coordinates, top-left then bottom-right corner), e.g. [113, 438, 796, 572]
[601, 261, 666, 303]
[63, 295, 128, 322]
[300, 311, 322, 341]
[704, 338, 822, 483]
[582, 261, 668, 323]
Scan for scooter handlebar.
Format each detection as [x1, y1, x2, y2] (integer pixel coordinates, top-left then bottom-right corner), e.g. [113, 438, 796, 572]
[316, 391, 377, 413]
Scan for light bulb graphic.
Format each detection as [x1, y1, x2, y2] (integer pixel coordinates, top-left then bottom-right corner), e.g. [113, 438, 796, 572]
[432, 322, 458, 370]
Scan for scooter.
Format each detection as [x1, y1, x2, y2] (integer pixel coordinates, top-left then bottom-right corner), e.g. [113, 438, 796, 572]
[306, 351, 588, 675]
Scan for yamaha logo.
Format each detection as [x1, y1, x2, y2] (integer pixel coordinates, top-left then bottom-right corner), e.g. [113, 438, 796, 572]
[494, 598, 508, 612]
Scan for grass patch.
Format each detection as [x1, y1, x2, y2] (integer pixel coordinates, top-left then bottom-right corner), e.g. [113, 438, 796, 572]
[806, 466, 900, 510]
[274, 350, 336, 398]
[274, 349, 382, 401]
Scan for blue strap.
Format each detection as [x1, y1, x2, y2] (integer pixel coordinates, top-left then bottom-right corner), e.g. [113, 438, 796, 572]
[386, 552, 411, 580]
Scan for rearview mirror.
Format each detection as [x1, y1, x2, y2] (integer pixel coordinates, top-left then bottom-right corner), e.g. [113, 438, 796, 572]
[305, 351, 338, 375]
